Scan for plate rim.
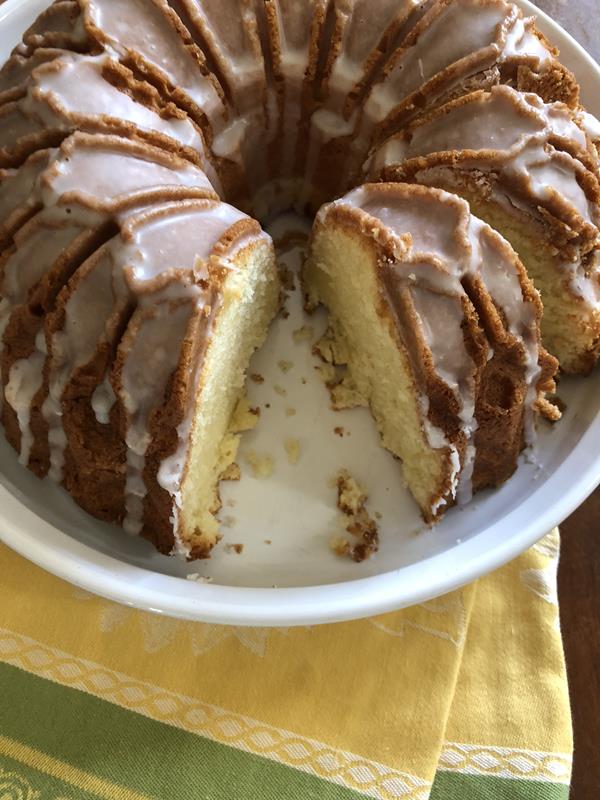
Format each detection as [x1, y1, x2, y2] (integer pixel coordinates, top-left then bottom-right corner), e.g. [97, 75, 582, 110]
[0, 0, 599, 626]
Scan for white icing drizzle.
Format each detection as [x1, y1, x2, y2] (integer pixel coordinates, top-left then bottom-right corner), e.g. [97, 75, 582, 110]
[83, 0, 228, 129]
[1, 135, 214, 485]
[501, 14, 550, 66]
[363, 0, 516, 127]
[211, 116, 248, 163]
[91, 373, 116, 425]
[578, 110, 600, 141]
[0, 149, 50, 238]
[2, 52, 210, 166]
[370, 85, 600, 305]
[269, 0, 325, 175]
[323, 0, 422, 113]
[418, 394, 461, 514]
[4, 330, 46, 466]
[121, 300, 197, 536]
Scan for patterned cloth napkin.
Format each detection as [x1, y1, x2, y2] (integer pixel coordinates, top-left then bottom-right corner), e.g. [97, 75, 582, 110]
[0, 529, 571, 800]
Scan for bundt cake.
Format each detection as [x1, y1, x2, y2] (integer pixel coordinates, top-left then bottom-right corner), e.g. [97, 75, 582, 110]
[0, 0, 598, 559]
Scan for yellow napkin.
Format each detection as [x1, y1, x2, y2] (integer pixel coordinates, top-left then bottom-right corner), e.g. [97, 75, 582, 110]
[0, 529, 571, 799]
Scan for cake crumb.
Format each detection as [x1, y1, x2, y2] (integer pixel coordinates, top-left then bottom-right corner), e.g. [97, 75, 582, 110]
[330, 536, 350, 557]
[250, 373, 264, 384]
[313, 329, 367, 409]
[278, 359, 293, 373]
[230, 396, 259, 432]
[280, 308, 290, 320]
[264, 539, 272, 545]
[279, 263, 296, 291]
[224, 543, 244, 555]
[314, 362, 338, 385]
[333, 426, 345, 437]
[313, 326, 350, 365]
[285, 407, 296, 417]
[273, 384, 287, 397]
[186, 574, 213, 583]
[337, 469, 367, 514]
[222, 515, 237, 528]
[265, 403, 271, 409]
[301, 377, 307, 385]
[245, 450, 274, 478]
[284, 438, 300, 465]
[292, 325, 314, 344]
[220, 462, 241, 481]
[375, 511, 383, 520]
[334, 470, 379, 562]
[331, 376, 367, 410]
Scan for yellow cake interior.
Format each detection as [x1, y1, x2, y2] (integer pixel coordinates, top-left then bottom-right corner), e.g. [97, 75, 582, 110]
[305, 225, 453, 520]
[180, 240, 280, 554]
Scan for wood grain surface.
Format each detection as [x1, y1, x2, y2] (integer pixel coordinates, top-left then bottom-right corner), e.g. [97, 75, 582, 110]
[559, 491, 600, 799]
[529, 7, 600, 798]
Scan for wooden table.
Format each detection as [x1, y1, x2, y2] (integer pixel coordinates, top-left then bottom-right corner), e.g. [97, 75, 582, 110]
[560, 490, 600, 799]
[527, 7, 600, 797]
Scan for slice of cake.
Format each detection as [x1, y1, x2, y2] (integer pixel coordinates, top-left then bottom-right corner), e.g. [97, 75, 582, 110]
[304, 182, 558, 522]
[47, 199, 279, 558]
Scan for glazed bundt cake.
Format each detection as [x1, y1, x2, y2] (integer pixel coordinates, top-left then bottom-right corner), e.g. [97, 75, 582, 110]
[0, 0, 598, 559]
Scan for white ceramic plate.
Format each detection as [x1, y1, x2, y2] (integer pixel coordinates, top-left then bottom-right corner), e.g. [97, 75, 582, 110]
[0, 0, 599, 626]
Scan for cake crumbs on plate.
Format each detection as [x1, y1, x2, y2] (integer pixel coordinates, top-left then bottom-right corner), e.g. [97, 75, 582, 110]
[314, 362, 338, 385]
[278, 359, 294, 373]
[292, 325, 314, 344]
[330, 536, 350, 557]
[220, 462, 241, 481]
[229, 397, 259, 433]
[285, 406, 296, 417]
[250, 373, 264, 384]
[245, 449, 274, 478]
[333, 426, 347, 437]
[301, 377, 307, 385]
[332, 470, 379, 562]
[273, 384, 287, 397]
[264, 539, 272, 545]
[186, 574, 213, 583]
[312, 328, 367, 409]
[224, 543, 244, 554]
[278, 263, 296, 291]
[284, 438, 300, 465]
